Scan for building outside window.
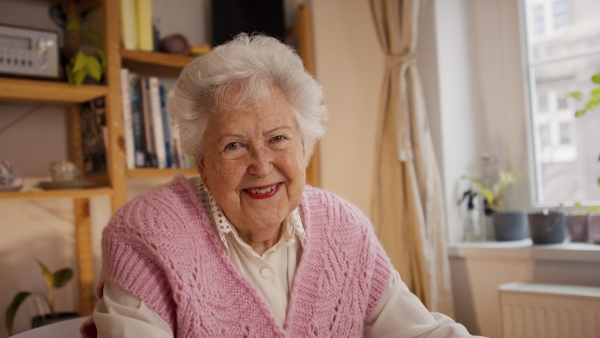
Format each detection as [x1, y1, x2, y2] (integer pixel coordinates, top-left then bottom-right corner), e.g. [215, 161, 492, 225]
[523, 0, 600, 204]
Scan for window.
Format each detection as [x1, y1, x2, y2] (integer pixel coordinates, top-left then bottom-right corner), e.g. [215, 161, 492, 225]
[523, 0, 600, 204]
[539, 123, 551, 147]
[532, 4, 546, 35]
[537, 92, 549, 112]
[552, 0, 569, 30]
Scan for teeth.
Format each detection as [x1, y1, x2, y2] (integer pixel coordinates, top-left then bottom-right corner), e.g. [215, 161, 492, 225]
[249, 183, 279, 194]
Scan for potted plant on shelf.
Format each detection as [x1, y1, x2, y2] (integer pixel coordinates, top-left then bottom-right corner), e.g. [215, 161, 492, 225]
[528, 209, 566, 245]
[564, 203, 589, 242]
[462, 170, 526, 241]
[5, 260, 78, 336]
[63, 19, 106, 86]
[587, 205, 600, 244]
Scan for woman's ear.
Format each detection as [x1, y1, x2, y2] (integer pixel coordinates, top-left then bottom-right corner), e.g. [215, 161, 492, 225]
[195, 156, 207, 184]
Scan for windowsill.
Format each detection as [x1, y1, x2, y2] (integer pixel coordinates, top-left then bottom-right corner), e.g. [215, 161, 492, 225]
[448, 240, 600, 263]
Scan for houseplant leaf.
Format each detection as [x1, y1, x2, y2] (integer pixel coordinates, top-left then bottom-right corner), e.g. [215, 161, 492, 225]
[74, 69, 87, 86]
[72, 51, 88, 73]
[96, 48, 107, 69]
[460, 176, 494, 206]
[66, 19, 81, 31]
[37, 260, 54, 287]
[85, 30, 102, 42]
[84, 56, 102, 81]
[52, 269, 73, 288]
[568, 91, 582, 100]
[5, 291, 31, 335]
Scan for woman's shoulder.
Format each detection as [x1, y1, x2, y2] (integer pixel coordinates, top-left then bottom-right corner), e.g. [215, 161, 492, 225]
[301, 185, 369, 226]
[107, 175, 202, 232]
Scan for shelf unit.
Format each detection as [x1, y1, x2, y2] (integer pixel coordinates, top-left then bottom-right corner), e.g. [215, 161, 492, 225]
[0, 0, 122, 316]
[1, 0, 319, 318]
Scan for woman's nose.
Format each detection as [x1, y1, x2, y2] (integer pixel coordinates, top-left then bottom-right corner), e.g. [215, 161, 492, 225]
[247, 146, 273, 177]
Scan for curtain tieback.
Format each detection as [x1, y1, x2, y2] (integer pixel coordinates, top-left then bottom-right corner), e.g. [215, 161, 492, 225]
[385, 52, 415, 69]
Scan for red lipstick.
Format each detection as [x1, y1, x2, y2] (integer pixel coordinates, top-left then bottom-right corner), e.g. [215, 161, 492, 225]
[243, 183, 282, 199]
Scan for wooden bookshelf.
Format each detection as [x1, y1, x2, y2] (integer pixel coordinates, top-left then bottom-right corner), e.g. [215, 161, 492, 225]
[127, 168, 198, 179]
[0, 188, 113, 200]
[0, 78, 108, 104]
[121, 50, 197, 68]
[1, 0, 319, 320]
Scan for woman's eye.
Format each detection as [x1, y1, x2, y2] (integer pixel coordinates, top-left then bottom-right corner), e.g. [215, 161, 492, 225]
[272, 135, 285, 142]
[225, 142, 240, 151]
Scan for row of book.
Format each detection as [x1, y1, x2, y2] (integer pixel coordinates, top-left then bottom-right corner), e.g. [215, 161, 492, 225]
[120, 0, 154, 51]
[120, 68, 193, 170]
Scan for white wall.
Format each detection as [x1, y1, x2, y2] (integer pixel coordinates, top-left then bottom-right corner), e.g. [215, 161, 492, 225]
[311, 0, 383, 214]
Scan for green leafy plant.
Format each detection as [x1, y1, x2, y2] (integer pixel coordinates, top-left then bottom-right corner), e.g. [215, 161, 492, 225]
[64, 19, 106, 86]
[569, 73, 600, 185]
[568, 73, 600, 117]
[588, 205, 600, 213]
[462, 170, 518, 213]
[5, 260, 73, 336]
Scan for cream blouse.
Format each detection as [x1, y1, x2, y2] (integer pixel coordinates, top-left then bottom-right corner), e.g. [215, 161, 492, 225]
[93, 177, 475, 337]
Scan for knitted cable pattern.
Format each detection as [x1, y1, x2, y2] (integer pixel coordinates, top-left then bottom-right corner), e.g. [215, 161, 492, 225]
[81, 175, 392, 337]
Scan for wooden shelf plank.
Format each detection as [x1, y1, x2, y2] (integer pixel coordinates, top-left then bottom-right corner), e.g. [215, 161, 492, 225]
[121, 50, 196, 69]
[0, 78, 108, 104]
[30, 0, 100, 9]
[0, 187, 113, 200]
[127, 168, 198, 179]
[29, 0, 74, 4]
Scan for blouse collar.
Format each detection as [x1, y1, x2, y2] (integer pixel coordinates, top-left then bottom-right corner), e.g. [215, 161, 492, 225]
[188, 177, 306, 254]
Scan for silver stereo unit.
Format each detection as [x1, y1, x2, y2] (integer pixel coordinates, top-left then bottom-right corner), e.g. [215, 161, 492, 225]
[0, 25, 60, 79]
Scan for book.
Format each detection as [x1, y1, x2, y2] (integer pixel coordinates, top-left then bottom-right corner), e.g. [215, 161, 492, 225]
[159, 84, 175, 168]
[140, 77, 158, 167]
[149, 77, 166, 168]
[135, 0, 153, 51]
[80, 97, 107, 176]
[120, 68, 135, 169]
[129, 73, 147, 167]
[120, 0, 137, 50]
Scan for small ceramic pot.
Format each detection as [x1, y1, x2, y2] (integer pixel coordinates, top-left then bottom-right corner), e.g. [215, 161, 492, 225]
[588, 213, 600, 245]
[492, 211, 527, 241]
[32, 312, 79, 329]
[0, 159, 15, 187]
[49, 160, 78, 182]
[528, 211, 566, 245]
[565, 214, 588, 242]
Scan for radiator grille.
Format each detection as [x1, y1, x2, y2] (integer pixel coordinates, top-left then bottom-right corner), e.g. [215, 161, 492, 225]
[499, 282, 600, 338]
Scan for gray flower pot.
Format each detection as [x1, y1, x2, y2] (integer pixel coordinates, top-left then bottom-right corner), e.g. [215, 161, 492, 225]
[492, 211, 527, 241]
[565, 214, 588, 242]
[528, 211, 566, 245]
[589, 213, 600, 244]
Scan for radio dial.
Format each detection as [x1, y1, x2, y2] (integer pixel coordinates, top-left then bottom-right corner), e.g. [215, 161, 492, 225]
[36, 38, 54, 54]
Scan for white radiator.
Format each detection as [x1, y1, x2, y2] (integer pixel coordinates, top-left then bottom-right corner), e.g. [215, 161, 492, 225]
[498, 282, 600, 338]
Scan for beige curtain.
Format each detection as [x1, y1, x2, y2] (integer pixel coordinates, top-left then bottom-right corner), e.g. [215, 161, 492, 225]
[369, 0, 454, 315]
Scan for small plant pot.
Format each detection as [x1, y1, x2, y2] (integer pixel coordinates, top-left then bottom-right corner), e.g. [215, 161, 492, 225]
[589, 213, 600, 245]
[31, 312, 80, 329]
[565, 214, 588, 242]
[492, 211, 527, 241]
[528, 211, 566, 245]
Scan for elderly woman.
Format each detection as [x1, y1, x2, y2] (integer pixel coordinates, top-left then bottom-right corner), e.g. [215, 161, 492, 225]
[82, 34, 476, 337]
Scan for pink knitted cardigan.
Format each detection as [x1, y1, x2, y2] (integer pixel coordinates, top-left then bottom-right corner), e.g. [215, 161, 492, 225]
[81, 175, 392, 337]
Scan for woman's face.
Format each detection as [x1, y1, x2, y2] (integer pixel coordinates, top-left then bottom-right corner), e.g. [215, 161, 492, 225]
[196, 89, 306, 246]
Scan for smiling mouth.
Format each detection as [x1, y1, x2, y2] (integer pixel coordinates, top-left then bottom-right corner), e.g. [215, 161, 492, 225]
[243, 183, 282, 199]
